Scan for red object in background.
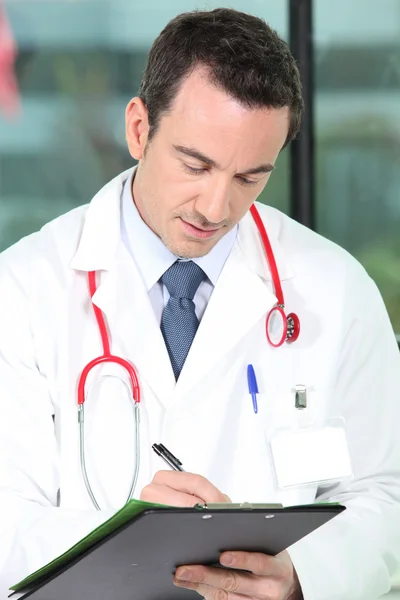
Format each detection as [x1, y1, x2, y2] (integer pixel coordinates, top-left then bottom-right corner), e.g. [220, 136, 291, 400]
[0, 0, 20, 116]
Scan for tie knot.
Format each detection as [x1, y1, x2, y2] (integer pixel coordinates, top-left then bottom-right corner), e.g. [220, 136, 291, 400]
[161, 260, 206, 300]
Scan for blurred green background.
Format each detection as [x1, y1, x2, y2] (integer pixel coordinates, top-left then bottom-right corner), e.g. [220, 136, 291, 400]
[1, 0, 400, 334]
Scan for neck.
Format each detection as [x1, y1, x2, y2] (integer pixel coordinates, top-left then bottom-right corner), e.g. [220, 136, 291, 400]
[131, 167, 152, 233]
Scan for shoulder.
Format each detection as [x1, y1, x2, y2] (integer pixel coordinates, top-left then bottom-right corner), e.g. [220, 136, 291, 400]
[0, 204, 89, 286]
[253, 201, 369, 284]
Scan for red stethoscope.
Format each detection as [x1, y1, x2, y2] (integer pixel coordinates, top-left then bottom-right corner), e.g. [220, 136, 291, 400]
[77, 203, 300, 509]
[249, 204, 300, 347]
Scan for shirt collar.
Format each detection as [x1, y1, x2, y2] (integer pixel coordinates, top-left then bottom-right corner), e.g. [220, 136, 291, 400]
[121, 169, 237, 291]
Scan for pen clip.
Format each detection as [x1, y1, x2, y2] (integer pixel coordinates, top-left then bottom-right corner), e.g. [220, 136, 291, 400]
[247, 364, 259, 414]
[152, 443, 184, 471]
[159, 444, 183, 468]
[247, 365, 259, 394]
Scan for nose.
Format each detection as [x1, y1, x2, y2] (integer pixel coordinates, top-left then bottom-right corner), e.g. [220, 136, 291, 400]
[195, 176, 231, 225]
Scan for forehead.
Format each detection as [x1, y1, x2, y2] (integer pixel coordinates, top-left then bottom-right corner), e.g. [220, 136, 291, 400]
[161, 67, 290, 160]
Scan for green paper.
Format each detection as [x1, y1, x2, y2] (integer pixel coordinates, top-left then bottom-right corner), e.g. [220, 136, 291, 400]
[10, 498, 167, 592]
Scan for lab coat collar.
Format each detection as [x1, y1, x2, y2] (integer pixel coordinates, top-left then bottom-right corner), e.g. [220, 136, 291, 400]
[70, 169, 130, 272]
[71, 168, 294, 284]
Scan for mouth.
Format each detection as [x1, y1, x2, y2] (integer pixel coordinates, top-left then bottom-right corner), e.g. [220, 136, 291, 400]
[180, 218, 222, 240]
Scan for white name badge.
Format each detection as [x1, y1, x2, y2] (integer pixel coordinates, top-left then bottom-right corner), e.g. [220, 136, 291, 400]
[268, 421, 353, 489]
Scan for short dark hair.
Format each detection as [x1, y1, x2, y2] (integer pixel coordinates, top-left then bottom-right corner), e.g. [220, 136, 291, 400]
[139, 8, 303, 149]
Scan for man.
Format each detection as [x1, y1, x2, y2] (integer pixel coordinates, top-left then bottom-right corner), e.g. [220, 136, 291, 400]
[0, 7, 399, 600]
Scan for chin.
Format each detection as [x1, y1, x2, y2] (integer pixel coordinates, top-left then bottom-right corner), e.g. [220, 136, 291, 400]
[166, 239, 214, 259]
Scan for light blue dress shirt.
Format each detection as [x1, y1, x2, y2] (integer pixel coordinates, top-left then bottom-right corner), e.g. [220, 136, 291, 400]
[120, 170, 237, 325]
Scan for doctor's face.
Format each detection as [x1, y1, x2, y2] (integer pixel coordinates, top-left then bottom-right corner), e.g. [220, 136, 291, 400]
[126, 68, 289, 258]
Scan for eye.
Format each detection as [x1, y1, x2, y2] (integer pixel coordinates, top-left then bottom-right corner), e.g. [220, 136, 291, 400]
[183, 163, 207, 175]
[236, 176, 259, 187]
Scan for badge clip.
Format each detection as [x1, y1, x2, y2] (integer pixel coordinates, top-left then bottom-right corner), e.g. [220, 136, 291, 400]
[294, 384, 307, 410]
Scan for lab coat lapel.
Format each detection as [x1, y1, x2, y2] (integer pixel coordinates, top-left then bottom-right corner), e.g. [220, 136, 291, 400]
[175, 244, 276, 397]
[175, 205, 294, 397]
[70, 168, 176, 406]
[90, 246, 176, 406]
[174, 247, 276, 398]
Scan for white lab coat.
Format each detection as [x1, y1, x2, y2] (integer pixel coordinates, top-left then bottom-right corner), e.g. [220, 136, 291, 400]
[0, 169, 399, 600]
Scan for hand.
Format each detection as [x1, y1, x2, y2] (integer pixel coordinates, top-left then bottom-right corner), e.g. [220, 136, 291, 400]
[140, 470, 230, 507]
[174, 549, 303, 600]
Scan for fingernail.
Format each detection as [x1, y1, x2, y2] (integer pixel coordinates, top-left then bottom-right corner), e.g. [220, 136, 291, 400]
[176, 568, 191, 580]
[221, 553, 234, 565]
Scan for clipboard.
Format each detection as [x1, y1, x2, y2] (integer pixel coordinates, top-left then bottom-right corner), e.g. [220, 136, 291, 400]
[10, 502, 345, 600]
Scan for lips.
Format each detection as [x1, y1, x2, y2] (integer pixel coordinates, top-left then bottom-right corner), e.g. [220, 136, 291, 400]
[181, 219, 220, 240]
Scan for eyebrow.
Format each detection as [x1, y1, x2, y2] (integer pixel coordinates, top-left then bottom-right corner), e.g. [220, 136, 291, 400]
[173, 144, 274, 175]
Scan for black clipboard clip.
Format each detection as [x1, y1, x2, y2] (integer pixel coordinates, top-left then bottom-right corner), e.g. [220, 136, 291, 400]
[195, 502, 283, 510]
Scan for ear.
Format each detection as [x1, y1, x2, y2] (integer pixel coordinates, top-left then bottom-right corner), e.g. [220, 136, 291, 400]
[125, 97, 149, 160]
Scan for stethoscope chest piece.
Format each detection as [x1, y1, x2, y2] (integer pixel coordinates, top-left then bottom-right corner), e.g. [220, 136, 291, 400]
[266, 306, 300, 347]
[266, 305, 287, 347]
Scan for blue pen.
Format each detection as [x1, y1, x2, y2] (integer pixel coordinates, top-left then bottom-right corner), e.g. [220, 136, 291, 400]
[247, 364, 259, 414]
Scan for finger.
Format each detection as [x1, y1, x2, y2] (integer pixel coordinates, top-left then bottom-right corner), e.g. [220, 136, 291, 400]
[173, 578, 249, 599]
[174, 565, 279, 598]
[152, 470, 229, 503]
[220, 551, 283, 577]
[140, 483, 204, 507]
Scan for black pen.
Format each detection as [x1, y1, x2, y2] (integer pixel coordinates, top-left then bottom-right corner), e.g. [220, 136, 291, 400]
[152, 443, 185, 472]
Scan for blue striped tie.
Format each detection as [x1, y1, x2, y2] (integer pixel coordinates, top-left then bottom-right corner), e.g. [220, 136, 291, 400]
[160, 261, 206, 380]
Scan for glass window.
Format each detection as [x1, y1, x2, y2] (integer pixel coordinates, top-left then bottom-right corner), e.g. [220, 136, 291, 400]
[0, 0, 288, 252]
[314, 0, 400, 332]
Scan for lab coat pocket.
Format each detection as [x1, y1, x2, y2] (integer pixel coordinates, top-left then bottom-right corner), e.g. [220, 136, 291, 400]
[262, 385, 352, 500]
[268, 419, 353, 489]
